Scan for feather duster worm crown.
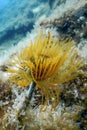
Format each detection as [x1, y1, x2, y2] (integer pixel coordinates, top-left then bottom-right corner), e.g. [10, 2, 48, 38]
[7, 32, 83, 107]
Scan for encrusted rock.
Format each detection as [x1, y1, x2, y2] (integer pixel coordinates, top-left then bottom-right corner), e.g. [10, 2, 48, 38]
[0, 80, 11, 101]
[40, 4, 87, 43]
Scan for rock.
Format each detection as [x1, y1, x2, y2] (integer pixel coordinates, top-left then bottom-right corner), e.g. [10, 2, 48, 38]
[0, 80, 11, 101]
[40, 4, 87, 43]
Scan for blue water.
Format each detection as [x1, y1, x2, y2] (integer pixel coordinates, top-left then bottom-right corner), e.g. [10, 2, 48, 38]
[0, 0, 52, 47]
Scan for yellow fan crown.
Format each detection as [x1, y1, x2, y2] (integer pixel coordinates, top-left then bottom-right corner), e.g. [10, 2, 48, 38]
[7, 32, 83, 107]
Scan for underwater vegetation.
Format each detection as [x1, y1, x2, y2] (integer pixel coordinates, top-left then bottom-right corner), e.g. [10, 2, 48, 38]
[7, 32, 84, 107]
[0, 0, 87, 129]
[0, 32, 86, 130]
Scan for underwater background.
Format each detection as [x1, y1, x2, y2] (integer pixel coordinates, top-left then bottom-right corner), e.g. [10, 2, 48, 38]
[0, 0, 87, 130]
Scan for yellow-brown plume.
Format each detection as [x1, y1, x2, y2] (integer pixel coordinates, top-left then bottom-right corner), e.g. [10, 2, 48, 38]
[7, 32, 83, 107]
